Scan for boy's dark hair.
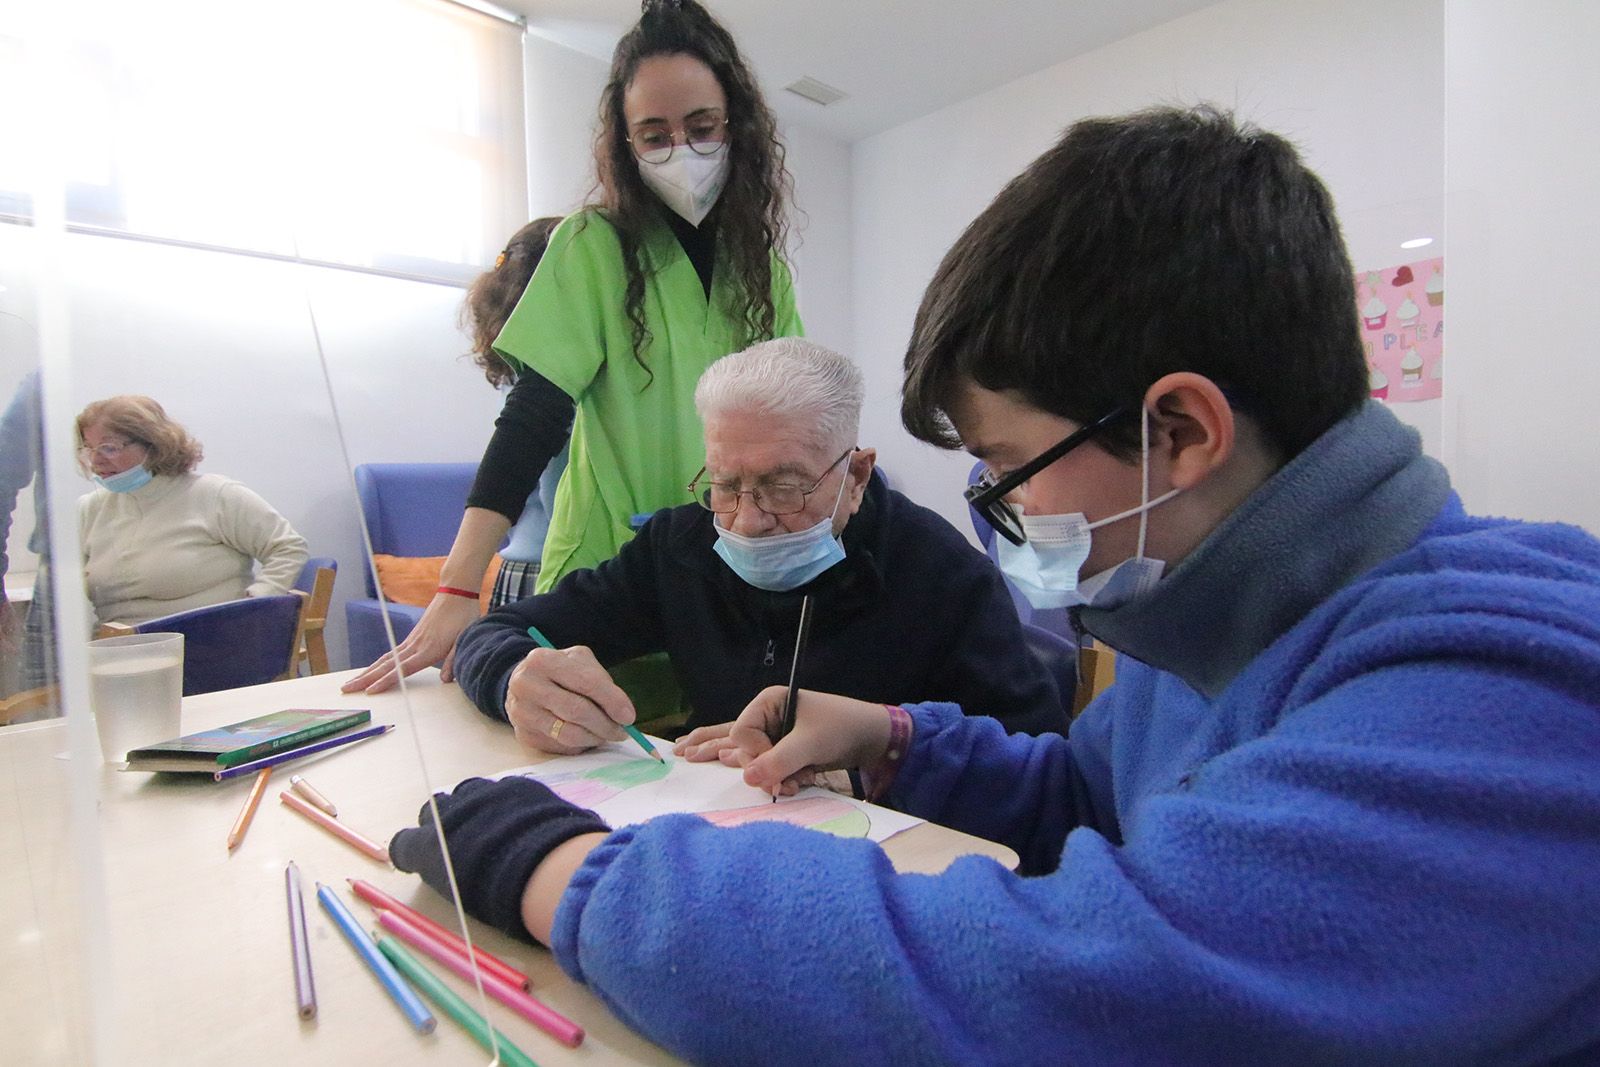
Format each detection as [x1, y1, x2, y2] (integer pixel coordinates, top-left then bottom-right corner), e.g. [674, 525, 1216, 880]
[462, 216, 562, 387]
[902, 104, 1367, 459]
[591, 0, 791, 375]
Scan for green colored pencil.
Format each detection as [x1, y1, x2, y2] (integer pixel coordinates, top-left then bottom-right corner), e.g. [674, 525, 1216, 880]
[376, 935, 542, 1067]
[526, 624, 665, 763]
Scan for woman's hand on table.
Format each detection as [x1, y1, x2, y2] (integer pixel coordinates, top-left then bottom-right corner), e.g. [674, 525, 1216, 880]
[505, 643, 633, 755]
[341, 592, 481, 693]
[674, 686, 894, 798]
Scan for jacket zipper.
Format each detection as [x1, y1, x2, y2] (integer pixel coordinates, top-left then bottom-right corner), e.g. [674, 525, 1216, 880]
[762, 638, 775, 667]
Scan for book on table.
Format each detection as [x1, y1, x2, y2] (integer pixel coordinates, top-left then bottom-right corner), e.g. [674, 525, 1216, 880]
[124, 708, 372, 773]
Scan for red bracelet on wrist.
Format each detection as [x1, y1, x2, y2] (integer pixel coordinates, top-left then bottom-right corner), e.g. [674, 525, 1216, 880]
[860, 704, 912, 805]
[436, 586, 480, 600]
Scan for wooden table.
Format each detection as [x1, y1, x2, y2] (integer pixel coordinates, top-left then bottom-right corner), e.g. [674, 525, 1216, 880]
[0, 668, 1017, 1064]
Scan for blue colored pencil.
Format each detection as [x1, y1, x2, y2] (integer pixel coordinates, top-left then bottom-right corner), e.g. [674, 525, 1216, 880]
[315, 881, 436, 1035]
[212, 723, 393, 781]
[526, 624, 664, 763]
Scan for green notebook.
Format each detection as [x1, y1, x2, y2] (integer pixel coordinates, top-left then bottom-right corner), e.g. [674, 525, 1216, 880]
[124, 708, 371, 773]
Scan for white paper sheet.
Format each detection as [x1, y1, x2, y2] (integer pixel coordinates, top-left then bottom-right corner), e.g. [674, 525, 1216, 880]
[498, 736, 924, 844]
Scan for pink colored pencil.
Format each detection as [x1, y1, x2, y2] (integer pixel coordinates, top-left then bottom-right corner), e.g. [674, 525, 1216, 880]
[278, 791, 390, 864]
[347, 878, 529, 992]
[375, 908, 584, 1048]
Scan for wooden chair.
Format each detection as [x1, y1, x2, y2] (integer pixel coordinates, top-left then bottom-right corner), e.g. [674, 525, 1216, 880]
[0, 685, 58, 726]
[288, 566, 335, 677]
[1072, 642, 1117, 717]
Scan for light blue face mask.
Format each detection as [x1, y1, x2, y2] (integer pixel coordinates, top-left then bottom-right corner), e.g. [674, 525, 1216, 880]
[93, 464, 155, 494]
[713, 457, 852, 592]
[994, 405, 1179, 611]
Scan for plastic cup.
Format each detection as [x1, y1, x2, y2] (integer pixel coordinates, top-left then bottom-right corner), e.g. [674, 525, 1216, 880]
[88, 633, 185, 764]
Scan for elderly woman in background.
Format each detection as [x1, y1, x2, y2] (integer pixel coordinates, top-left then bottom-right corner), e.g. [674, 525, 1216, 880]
[77, 396, 307, 626]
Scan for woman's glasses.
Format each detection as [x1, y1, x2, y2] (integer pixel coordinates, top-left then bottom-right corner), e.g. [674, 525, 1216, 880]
[628, 110, 728, 164]
[78, 438, 140, 462]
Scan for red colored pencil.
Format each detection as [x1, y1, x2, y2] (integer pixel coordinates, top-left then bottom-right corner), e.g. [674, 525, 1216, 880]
[375, 908, 584, 1048]
[278, 791, 389, 864]
[347, 878, 529, 991]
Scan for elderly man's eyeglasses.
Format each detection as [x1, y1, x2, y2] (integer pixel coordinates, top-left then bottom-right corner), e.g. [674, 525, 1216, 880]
[964, 406, 1131, 546]
[689, 449, 852, 517]
[628, 110, 729, 165]
[78, 438, 140, 462]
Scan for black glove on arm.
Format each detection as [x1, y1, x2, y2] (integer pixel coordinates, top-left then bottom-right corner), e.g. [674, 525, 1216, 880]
[389, 776, 610, 940]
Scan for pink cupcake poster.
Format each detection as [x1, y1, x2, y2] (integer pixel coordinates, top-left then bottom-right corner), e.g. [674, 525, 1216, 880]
[1357, 257, 1444, 403]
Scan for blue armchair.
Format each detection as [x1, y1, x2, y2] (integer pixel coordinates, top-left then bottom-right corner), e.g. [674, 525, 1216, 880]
[122, 594, 304, 696]
[345, 463, 478, 668]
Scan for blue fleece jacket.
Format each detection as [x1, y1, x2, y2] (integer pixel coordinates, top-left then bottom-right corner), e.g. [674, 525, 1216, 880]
[545, 403, 1600, 1065]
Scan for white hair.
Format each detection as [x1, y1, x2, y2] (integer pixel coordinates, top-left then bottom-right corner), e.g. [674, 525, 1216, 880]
[694, 338, 864, 453]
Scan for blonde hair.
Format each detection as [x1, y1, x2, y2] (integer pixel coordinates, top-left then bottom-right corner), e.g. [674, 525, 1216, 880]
[76, 395, 203, 476]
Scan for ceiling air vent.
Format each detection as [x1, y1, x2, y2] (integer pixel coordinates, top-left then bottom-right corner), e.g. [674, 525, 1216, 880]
[784, 76, 847, 107]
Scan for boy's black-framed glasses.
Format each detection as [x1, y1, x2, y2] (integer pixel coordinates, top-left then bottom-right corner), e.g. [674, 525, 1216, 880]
[964, 405, 1132, 546]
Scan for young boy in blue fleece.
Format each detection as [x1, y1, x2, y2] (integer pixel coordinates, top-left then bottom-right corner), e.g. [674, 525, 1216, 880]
[390, 104, 1600, 1065]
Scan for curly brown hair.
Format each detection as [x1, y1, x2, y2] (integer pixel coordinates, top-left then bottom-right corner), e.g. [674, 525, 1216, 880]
[76, 396, 204, 477]
[462, 216, 564, 387]
[589, 0, 792, 378]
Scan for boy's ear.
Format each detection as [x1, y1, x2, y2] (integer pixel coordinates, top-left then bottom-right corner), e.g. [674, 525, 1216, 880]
[1144, 373, 1235, 491]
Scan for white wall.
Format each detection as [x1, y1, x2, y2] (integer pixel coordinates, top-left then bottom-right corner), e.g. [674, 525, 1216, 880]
[782, 122, 855, 355]
[850, 0, 1445, 535]
[1442, 1, 1600, 533]
[524, 33, 610, 217]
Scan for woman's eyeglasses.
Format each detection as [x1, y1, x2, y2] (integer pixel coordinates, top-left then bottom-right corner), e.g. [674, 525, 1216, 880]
[78, 439, 141, 462]
[628, 110, 728, 165]
[964, 406, 1130, 546]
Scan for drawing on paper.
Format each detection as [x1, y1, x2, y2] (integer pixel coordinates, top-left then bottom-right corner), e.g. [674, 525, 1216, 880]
[513, 740, 923, 844]
[538, 759, 870, 837]
[541, 758, 672, 807]
[700, 794, 870, 838]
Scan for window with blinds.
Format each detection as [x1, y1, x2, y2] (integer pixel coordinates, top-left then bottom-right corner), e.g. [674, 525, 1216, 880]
[0, 0, 528, 284]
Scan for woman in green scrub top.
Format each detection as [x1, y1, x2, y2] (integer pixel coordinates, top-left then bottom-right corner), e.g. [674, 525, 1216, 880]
[346, 0, 802, 709]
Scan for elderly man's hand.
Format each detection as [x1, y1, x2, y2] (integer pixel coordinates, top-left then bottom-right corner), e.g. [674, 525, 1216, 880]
[505, 643, 635, 755]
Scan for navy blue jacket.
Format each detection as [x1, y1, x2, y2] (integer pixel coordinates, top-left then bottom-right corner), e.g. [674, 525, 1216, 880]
[454, 471, 1067, 736]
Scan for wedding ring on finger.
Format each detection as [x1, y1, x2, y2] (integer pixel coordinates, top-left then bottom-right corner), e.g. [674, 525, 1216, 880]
[549, 717, 565, 740]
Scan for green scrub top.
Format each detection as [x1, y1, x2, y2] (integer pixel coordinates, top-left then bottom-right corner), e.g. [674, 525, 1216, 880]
[493, 210, 803, 593]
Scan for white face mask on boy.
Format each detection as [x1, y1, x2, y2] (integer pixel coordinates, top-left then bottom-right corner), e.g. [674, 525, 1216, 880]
[995, 405, 1180, 611]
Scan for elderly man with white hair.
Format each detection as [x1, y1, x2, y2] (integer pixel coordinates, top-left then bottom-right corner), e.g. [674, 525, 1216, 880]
[453, 338, 1067, 751]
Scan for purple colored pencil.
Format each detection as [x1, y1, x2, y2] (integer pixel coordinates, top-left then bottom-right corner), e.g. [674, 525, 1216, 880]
[212, 724, 394, 781]
[285, 861, 317, 1020]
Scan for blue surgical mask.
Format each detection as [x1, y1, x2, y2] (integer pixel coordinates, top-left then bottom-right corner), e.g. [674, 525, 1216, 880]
[713, 461, 852, 592]
[93, 464, 155, 494]
[995, 405, 1179, 611]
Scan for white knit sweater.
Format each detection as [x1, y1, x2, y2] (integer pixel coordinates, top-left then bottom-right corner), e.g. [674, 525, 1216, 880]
[79, 472, 308, 626]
